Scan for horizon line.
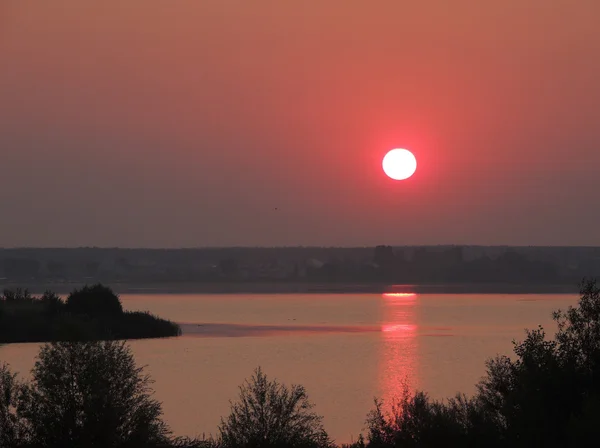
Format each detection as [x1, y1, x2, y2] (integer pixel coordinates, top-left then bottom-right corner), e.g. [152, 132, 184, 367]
[2, 244, 600, 250]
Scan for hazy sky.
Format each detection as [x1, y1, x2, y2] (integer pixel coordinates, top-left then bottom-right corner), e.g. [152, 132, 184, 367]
[1, 1, 600, 247]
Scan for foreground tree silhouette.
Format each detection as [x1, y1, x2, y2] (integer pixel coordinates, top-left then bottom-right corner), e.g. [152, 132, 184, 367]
[476, 278, 600, 447]
[0, 363, 26, 448]
[363, 385, 501, 448]
[219, 367, 332, 448]
[19, 340, 171, 448]
[361, 279, 600, 448]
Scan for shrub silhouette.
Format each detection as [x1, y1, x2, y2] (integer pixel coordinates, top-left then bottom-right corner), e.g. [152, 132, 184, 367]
[1, 288, 33, 302]
[363, 387, 501, 448]
[0, 363, 25, 448]
[219, 367, 333, 448]
[18, 340, 171, 448]
[362, 278, 600, 448]
[39, 290, 65, 315]
[474, 278, 600, 447]
[66, 283, 123, 317]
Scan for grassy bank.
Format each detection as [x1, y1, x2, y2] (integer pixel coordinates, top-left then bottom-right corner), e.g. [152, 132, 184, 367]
[0, 284, 181, 343]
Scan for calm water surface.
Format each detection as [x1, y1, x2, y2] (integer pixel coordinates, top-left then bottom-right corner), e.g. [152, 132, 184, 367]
[0, 293, 578, 443]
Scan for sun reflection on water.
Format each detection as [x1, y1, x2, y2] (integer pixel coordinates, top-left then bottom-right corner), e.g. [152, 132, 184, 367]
[380, 292, 418, 407]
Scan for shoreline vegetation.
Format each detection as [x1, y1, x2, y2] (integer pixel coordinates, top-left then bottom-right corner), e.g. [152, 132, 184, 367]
[0, 284, 181, 344]
[1, 279, 600, 447]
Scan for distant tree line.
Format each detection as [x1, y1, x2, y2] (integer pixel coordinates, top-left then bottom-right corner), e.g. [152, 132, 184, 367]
[361, 246, 560, 284]
[161, 247, 564, 285]
[4, 280, 600, 447]
[2, 246, 597, 287]
[0, 284, 181, 343]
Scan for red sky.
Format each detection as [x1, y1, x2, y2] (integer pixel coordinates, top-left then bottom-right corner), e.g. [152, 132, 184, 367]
[1, 1, 599, 247]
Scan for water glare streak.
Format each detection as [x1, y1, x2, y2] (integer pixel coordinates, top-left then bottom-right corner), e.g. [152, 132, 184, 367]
[380, 292, 418, 407]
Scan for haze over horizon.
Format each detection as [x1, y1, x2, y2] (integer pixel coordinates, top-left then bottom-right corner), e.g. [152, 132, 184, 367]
[2, 1, 600, 248]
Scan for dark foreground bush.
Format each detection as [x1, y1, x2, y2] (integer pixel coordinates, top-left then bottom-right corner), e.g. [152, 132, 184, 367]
[0, 285, 181, 343]
[19, 340, 171, 447]
[362, 389, 501, 448]
[359, 278, 600, 448]
[473, 278, 600, 447]
[0, 363, 25, 448]
[1, 341, 182, 448]
[219, 367, 333, 448]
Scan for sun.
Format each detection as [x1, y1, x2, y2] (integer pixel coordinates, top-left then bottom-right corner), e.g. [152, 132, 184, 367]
[382, 148, 417, 180]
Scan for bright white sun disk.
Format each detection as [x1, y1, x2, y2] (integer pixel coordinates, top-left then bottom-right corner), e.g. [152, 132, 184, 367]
[382, 149, 417, 180]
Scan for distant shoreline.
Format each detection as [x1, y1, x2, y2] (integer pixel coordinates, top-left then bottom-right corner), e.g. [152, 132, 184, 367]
[2, 281, 580, 295]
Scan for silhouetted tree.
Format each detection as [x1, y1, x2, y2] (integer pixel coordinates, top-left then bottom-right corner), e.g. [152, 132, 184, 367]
[219, 367, 332, 448]
[19, 340, 170, 448]
[39, 290, 64, 315]
[1, 288, 32, 302]
[364, 385, 500, 448]
[65, 284, 123, 317]
[0, 363, 26, 448]
[362, 279, 600, 448]
[476, 278, 600, 447]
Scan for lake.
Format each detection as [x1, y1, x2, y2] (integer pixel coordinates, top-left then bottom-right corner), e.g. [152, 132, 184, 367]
[0, 292, 579, 443]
